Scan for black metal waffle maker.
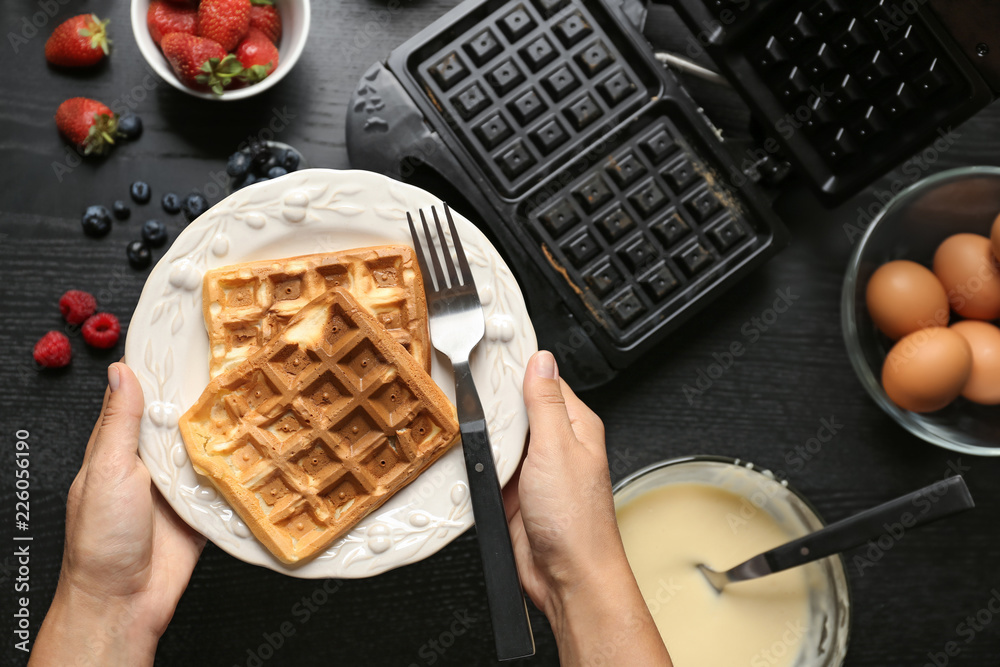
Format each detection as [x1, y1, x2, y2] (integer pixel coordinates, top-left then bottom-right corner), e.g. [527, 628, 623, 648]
[662, 0, 1000, 204]
[346, 0, 1000, 389]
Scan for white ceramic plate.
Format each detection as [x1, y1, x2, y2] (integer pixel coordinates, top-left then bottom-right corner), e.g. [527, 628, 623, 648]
[125, 169, 536, 578]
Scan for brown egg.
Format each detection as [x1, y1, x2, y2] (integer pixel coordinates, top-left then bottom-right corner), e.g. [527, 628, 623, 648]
[866, 260, 949, 340]
[991, 213, 1000, 263]
[933, 233, 1000, 320]
[882, 327, 972, 413]
[950, 320, 1000, 404]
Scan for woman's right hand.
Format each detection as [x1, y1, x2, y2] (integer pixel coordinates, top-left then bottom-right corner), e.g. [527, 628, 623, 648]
[503, 351, 671, 665]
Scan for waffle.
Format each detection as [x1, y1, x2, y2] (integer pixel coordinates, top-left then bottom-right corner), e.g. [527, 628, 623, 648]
[178, 289, 461, 564]
[202, 246, 430, 379]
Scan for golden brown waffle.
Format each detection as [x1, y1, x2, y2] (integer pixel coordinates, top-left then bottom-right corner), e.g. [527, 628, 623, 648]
[202, 246, 430, 378]
[179, 289, 460, 565]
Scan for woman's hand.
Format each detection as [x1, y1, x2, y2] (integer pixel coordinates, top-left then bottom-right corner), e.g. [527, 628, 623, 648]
[504, 351, 671, 665]
[31, 363, 205, 667]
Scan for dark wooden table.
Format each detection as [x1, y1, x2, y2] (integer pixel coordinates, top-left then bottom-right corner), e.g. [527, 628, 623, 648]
[4, 0, 1000, 665]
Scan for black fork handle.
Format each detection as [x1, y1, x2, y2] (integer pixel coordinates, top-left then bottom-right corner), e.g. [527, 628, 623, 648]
[453, 359, 535, 661]
[765, 476, 975, 573]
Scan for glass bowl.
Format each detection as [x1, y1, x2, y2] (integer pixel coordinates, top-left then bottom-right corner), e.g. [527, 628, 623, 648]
[842, 166, 1000, 456]
[613, 456, 851, 667]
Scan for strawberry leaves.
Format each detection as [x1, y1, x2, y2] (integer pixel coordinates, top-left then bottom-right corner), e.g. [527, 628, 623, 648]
[77, 14, 111, 56]
[238, 63, 272, 84]
[85, 111, 118, 155]
[195, 53, 243, 95]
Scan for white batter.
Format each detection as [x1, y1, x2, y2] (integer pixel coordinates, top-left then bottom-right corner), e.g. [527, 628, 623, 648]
[617, 482, 812, 667]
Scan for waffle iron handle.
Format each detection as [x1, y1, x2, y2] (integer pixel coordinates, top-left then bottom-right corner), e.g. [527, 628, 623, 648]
[346, 62, 619, 390]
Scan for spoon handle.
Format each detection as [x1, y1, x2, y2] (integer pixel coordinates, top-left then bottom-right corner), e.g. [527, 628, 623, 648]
[765, 476, 974, 573]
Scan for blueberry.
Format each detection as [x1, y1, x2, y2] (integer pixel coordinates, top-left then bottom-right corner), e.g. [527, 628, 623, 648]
[282, 150, 301, 171]
[112, 200, 131, 220]
[251, 143, 272, 168]
[81, 205, 112, 238]
[142, 219, 168, 248]
[183, 193, 209, 222]
[127, 240, 152, 270]
[247, 137, 266, 157]
[255, 177, 270, 184]
[226, 151, 251, 178]
[118, 114, 143, 140]
[162, 192, 181, 214]
[254, 154, 279, 176]
[267, 166, 287, 179]
[233, 173, 256, 190]
[130, 180, 151, 204]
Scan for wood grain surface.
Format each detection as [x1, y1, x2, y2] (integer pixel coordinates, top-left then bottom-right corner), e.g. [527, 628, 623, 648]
[4, 0, 1000, 665]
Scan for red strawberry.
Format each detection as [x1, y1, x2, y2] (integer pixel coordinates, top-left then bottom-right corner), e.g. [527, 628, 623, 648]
[45, 14, 111, 67]
[236, 28, 279, 83]
[249, 1, 281, 44]
[161, 33, 242, 95]
[197, 0, 250, 52]
[55, 98, 118, 156]
[148, 1, 197, 46]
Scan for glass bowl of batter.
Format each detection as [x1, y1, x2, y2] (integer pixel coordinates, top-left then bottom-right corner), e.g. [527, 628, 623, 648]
[613, 456, 851, 667]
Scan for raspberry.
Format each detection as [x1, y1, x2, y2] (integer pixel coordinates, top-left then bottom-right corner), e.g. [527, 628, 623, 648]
[82, 312, 121, 349]
[33, 331, 72, 368]
[59, 290, 97, 325]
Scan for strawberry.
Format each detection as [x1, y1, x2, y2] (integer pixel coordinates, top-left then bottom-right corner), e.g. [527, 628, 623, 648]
[236, 28, 279, 83]
[55, 98, 118, 156]
[148, 1, 197, 46]
[45, 14, 110, 67]
[197, 0, 251, 52]
[249, 0, 281, 44]
[161, 33, 243, 95]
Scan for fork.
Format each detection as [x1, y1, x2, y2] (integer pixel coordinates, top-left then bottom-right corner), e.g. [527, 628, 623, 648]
[407, 203, 535, 661]
[698, 475, 974, 592]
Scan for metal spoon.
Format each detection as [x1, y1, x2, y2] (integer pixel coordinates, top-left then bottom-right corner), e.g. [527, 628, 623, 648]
[698, 476, 975, 593]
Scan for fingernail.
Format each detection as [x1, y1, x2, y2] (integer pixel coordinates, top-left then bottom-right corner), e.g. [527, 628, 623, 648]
[108, 364, 121, 392]
[535, 350, 558, 379]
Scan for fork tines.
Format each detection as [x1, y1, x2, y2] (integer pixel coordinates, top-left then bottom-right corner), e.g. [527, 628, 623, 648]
[406, 203, 476, 294]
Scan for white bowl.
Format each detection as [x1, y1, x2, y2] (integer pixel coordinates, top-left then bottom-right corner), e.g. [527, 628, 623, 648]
[130, 0, 310, 101]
